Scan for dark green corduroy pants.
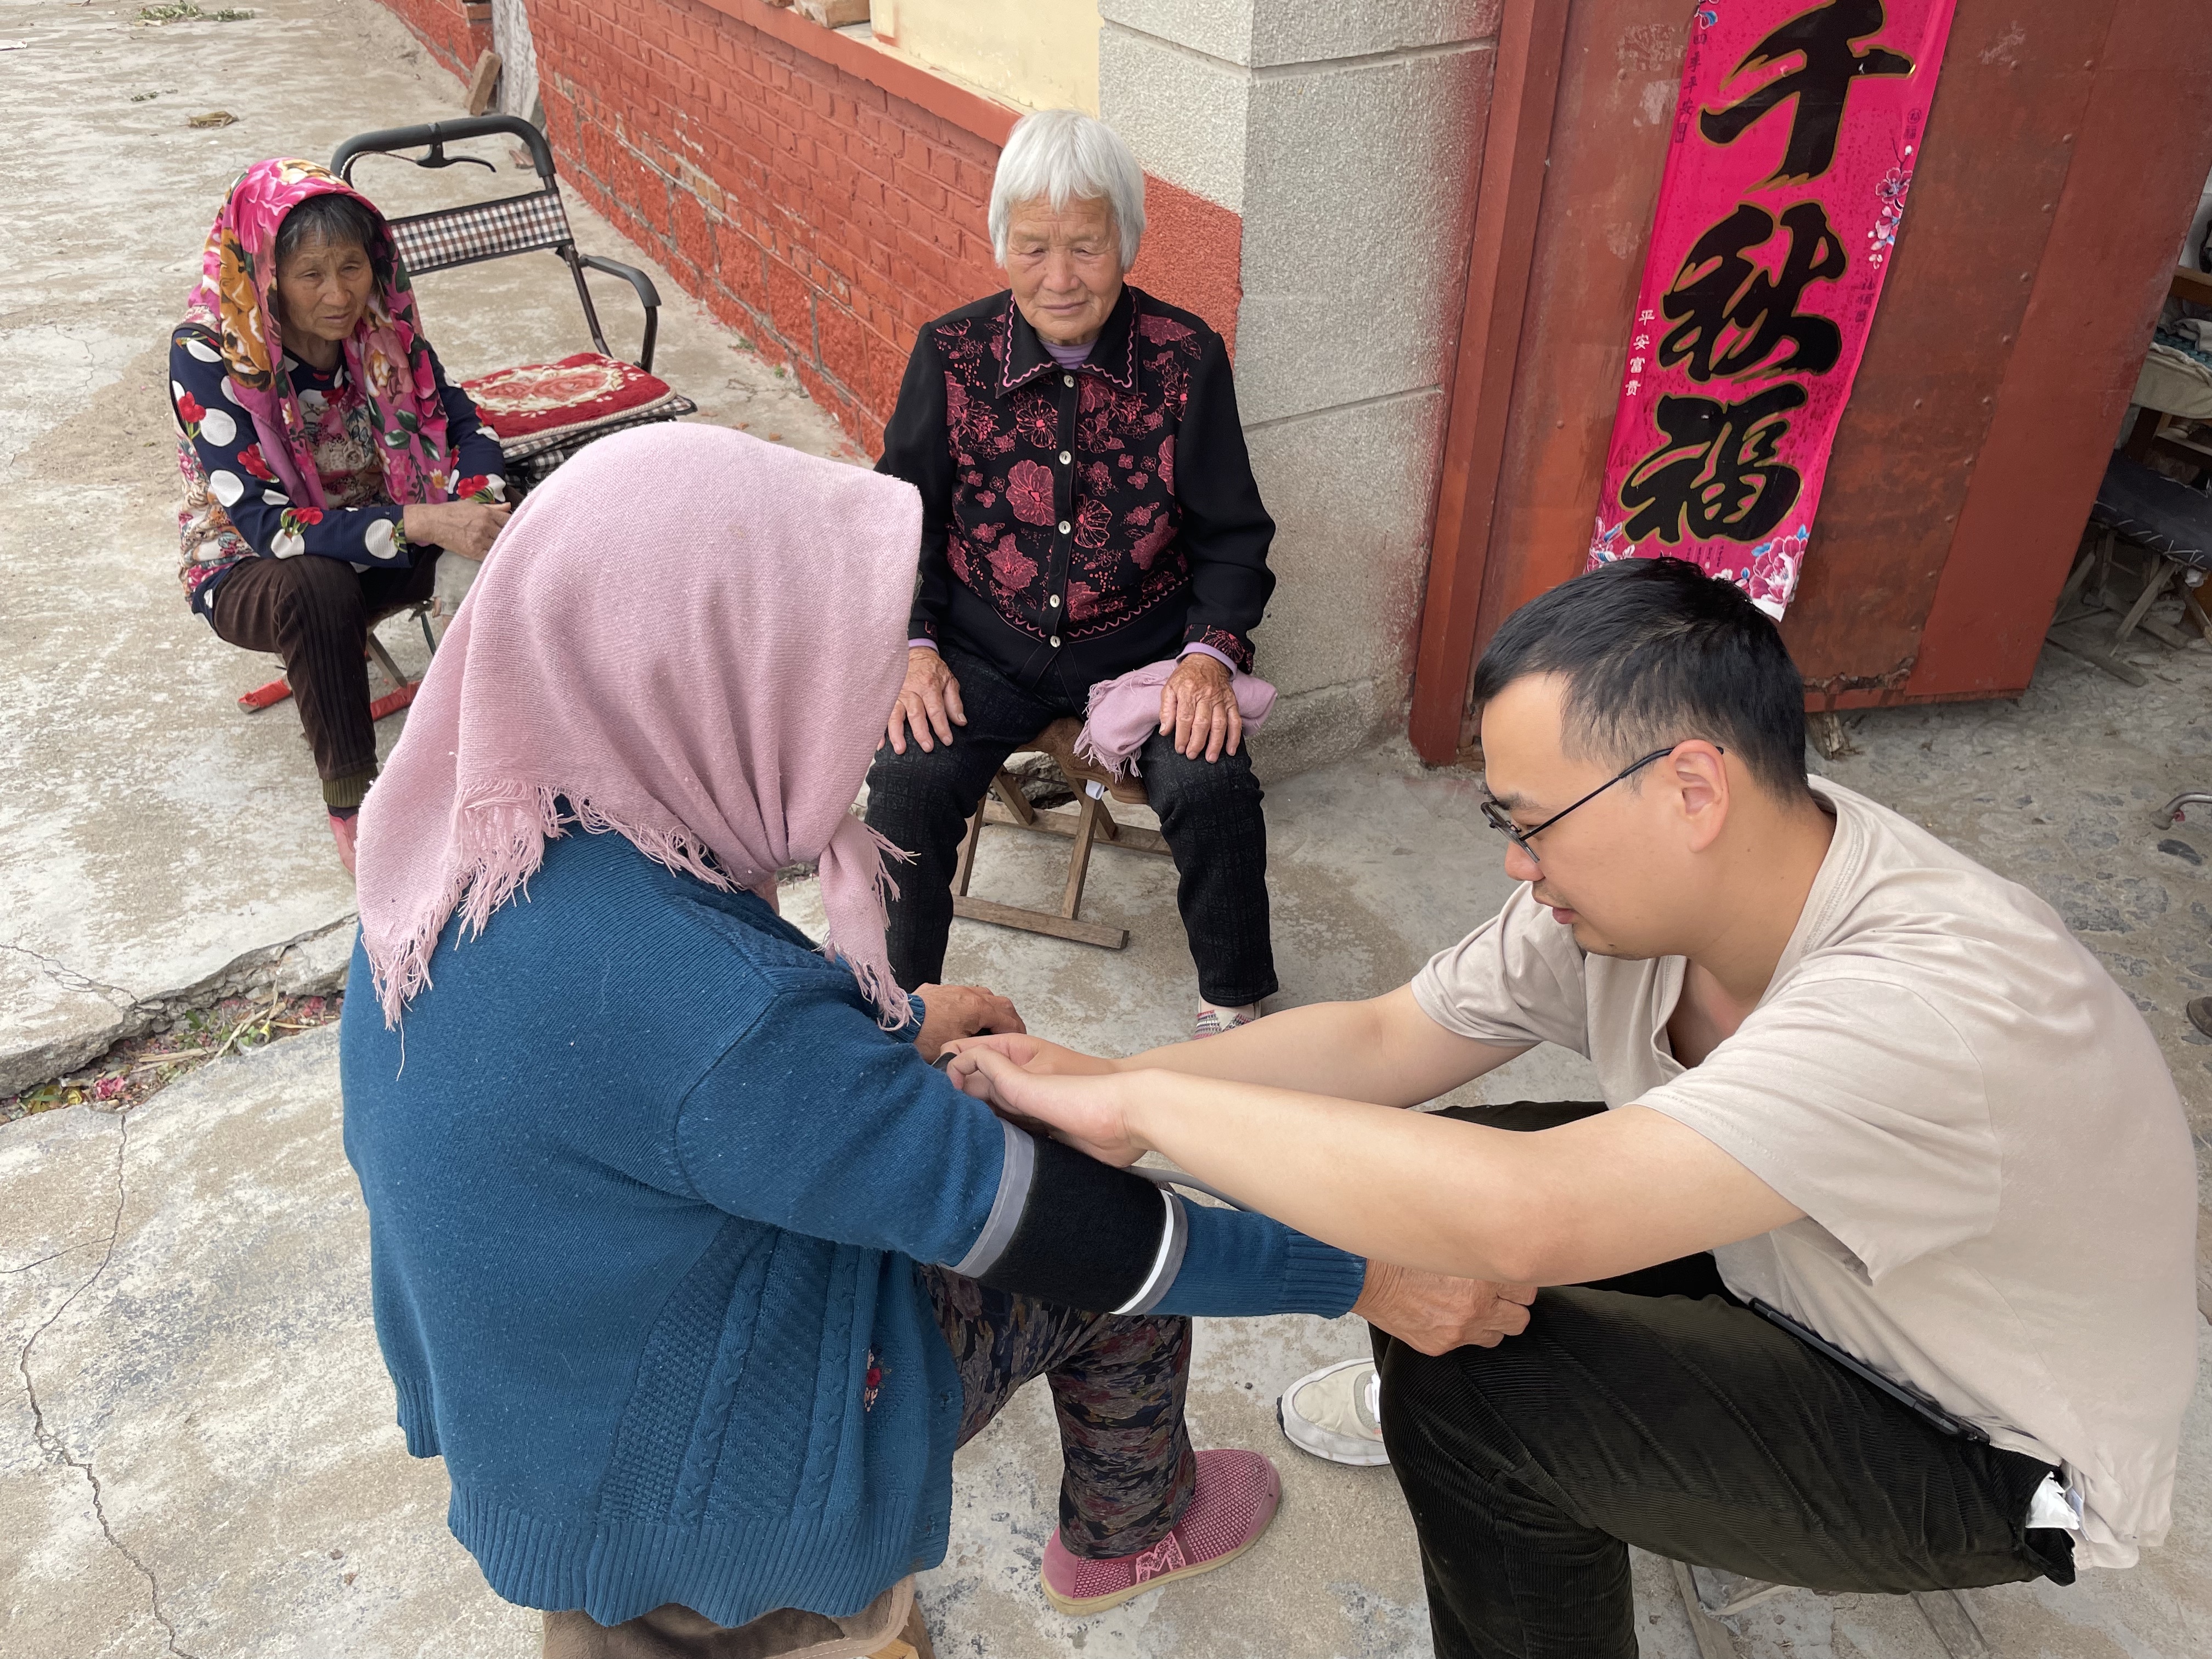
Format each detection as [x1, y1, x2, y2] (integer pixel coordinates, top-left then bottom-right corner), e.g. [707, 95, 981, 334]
[1376, 1102, 2074, 1659]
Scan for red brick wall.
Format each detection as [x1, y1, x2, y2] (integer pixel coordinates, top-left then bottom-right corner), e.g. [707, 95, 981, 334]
[382, 0, 490, 81]
[531, 0, 1000, 447]
[379, 0, 1243, 455]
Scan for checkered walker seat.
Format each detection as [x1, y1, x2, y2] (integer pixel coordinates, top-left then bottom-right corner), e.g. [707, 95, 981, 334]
[333, 115, 696, 494]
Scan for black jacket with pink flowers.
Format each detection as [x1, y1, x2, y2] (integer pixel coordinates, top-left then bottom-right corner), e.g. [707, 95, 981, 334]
[878, 285, 1275, 691]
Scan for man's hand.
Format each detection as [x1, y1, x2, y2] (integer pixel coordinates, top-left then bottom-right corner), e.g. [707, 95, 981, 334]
[887, 646, 966, 754]
[913, 983, 1024, 1064]
[1159, 652, 1240, 761]
[401, 500, 511, 557]
[1352, 1260, 1535, 1356]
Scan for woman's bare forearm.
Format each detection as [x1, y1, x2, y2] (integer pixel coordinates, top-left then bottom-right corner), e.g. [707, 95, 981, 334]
[1111, 985, 1528, 1108]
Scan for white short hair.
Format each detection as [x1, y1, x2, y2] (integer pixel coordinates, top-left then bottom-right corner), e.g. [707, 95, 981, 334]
[988, 110, 1146, 268]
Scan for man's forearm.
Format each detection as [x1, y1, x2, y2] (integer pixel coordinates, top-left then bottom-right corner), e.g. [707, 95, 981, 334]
[1118, 1069, 1551, 1279]
[1114, 986, 1527, 1108]
[1110, 1072, 1802, 1287]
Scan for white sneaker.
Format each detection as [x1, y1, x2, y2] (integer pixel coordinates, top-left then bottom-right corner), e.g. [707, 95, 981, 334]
[1277, 1357, 1389, 1466]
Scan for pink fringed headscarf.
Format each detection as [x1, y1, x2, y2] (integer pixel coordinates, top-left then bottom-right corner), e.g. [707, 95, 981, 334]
[356, 422, 923, 1029]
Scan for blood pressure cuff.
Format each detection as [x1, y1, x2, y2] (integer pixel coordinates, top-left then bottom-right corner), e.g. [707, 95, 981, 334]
[942, 1119, 1189, 1314]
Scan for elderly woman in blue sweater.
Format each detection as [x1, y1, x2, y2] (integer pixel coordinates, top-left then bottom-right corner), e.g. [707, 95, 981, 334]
[339, 424, 1505, 1658]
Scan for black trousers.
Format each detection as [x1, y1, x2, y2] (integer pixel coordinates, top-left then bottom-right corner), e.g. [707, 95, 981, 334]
[1379, 1100, 2075, 1659]
[862, 641, 1277, 1007]
[208, 553, 437, 809]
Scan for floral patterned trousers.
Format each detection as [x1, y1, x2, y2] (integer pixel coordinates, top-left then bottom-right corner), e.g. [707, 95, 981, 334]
[923, 1264, 1197, 1559]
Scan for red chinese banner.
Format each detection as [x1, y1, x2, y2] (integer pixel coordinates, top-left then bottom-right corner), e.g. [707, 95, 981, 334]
[1588, 0, 1959, 615]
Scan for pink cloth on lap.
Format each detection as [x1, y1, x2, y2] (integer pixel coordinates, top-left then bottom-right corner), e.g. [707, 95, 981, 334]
[1074, 658, 1276, 780]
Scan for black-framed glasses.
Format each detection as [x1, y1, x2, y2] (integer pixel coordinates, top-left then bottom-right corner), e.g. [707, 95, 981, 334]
[1480, 743, 1724, 862]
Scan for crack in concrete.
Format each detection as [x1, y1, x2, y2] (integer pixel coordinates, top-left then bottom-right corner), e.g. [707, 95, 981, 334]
[13, 1108, 200, 1659]
[3, 913, 359, 1097]
[0, 940, 137, 1009]
[0, 1239, 103, 1276]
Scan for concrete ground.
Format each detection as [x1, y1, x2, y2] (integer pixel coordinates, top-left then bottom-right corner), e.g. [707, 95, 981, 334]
[4, 1, 2210, 1655]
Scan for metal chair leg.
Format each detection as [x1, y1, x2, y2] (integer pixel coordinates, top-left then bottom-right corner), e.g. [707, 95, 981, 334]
[364, 629, 408, 688]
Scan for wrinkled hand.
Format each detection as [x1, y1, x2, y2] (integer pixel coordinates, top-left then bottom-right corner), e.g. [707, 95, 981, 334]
[913, 983, 1024, 1064]
[1159, 652, 1241, 761]
[1352, 1260, 1535, 1357]
[942, 1031, 1118, 1079]
[949, 1048, 1143, 1164]
[401, 500, 510, 557]
[886, 646, 966, 754]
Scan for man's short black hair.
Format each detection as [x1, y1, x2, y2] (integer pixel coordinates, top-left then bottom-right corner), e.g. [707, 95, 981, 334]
[1469, 556, 1810, 797]
[273, 191, 383, 270]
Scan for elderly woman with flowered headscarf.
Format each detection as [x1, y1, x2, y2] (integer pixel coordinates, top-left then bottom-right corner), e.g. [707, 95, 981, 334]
[170, 158, 511, 872]
[865, 110, 1280, 1040]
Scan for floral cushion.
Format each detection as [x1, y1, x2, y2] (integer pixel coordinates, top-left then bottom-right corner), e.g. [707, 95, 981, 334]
[460, 353, 681, 444]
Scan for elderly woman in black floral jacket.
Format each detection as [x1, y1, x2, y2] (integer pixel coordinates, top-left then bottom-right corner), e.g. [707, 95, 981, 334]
[866, 110, 1279, 1039]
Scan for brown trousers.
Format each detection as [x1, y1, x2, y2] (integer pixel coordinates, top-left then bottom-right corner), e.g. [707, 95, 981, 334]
[208, 553, 436, 808]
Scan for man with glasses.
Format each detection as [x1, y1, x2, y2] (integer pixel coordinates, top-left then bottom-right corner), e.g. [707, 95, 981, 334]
[945, 556, 2196, 1658]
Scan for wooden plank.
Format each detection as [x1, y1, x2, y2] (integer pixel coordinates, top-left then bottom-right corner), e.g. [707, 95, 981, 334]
[952, 810, 982, 899]
[465, 49, 502, 118]
[2173, 265, 2212, 307]
[1667, 1559, 1737, 1659]
[1911, 1589, 1991, 1659]
[952, 895, 1127, 950]
[979, 798, 1171, 856]
[1407, 0, 1571, 761]
[1060, 794, 1102, 919]
[2044, 624, 2151, 686]
[988, 769, 1035, 827]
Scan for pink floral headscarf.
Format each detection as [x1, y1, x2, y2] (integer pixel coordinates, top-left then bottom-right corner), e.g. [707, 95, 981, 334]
[180, 157, 453, 510]
[357, 422, 924, 1031]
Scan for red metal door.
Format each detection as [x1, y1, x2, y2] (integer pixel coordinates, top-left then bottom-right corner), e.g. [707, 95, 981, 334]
[1412, 0, 2212, 763]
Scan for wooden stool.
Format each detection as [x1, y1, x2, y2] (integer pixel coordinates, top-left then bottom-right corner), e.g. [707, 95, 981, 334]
[951, 718, 1173, 950]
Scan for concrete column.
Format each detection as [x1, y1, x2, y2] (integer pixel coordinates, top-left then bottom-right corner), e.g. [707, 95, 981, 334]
[1100, 1, 1502, 774]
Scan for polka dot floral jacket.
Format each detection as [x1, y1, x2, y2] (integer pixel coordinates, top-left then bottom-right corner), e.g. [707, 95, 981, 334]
[877, 285, 1276, 690]
[168, 330, 507, 616]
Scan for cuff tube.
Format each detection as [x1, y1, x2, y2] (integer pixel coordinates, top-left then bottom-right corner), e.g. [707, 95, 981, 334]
[942, 1125, 1188, 1313]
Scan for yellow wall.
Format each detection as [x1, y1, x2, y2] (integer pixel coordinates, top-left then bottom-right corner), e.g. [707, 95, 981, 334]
[869, 0, 1100, 116]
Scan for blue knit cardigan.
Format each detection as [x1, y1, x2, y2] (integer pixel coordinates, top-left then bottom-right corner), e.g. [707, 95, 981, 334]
[340, 827, 1364, 1628]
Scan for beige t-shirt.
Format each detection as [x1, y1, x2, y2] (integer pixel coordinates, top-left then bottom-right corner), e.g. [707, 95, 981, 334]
[1412, 778, 2197, 1568]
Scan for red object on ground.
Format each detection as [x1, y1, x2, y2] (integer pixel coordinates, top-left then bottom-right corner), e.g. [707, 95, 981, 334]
[240, 679, 419, 719]
[368, 682, 419, 721]
[239, 675, 294, 712]
[461, 353, 679, 443]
